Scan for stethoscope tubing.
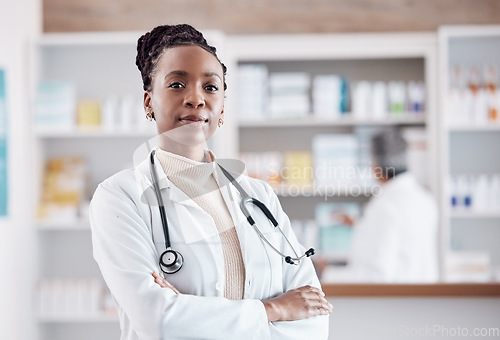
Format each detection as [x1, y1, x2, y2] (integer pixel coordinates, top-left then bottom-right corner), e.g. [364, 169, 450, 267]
[219, 165, 312, 265]
[149, 150, 172, 250]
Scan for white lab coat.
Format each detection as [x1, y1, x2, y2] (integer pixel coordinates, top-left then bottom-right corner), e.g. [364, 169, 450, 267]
[322, 172, 438, 283]
[89, 154, 329, 340]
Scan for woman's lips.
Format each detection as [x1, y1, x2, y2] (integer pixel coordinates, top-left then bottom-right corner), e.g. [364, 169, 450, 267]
[179, 115, 208, 126]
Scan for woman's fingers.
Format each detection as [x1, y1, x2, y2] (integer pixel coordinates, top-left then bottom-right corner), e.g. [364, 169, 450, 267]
[298, 287, 333, 315]
[305, 292, 333, 315]
[297, 285, 324, 298]
[152, 271, 167, 287]
[152, 271, 180, 294]
[264, 285, 333, 322]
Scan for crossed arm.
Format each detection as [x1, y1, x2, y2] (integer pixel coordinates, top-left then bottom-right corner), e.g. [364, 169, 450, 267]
[152, 271, 333, 322]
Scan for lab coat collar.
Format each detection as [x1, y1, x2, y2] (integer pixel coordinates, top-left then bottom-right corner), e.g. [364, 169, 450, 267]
[379, 172, 418, 196]
[135, 151, 197, 209]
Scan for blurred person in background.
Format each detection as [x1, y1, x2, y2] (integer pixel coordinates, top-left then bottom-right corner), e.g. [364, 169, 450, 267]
[321, 129, 438, 283]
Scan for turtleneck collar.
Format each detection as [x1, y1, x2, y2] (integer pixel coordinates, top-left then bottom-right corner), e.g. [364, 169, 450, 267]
[155, 148, 215, 180]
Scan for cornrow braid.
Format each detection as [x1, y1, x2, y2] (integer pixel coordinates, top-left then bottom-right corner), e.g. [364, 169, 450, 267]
[136, 24, 227, 91]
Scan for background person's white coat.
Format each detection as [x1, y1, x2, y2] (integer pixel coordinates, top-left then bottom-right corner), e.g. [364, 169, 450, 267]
[323, 172, 438, 283]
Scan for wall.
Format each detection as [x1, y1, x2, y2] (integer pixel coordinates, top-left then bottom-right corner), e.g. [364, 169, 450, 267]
[0, 0, 41, 339]
[44, 0, 500, 33]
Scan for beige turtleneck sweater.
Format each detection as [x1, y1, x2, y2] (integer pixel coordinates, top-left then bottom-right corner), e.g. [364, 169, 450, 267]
[155, 148, 245, 300]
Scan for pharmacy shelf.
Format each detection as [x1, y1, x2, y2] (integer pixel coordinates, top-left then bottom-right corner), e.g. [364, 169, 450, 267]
[450, 210, 500, 219]
[36, 221, 91, 231]
[239, 114, 427, 128]
[438, 25, 500, 282]
[35, 32, 143, 46]
[38, 313, 118, 323]
[34, 129, 157, 139]
[448, 125, 500, 132]
[230, 31, 439, 236]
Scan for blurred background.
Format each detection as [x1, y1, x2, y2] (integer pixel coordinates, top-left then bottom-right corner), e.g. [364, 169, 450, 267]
[1, 0, 500, 339]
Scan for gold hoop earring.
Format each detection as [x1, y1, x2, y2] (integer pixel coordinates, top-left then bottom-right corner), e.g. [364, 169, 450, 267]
[146, 110, 154, 121]
[218, 117, 224, 127]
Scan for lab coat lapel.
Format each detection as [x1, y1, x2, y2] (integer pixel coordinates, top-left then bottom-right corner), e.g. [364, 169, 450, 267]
[213, 163, 259, 272]
[135, 152, 203, 211]
[212, 162, 256, 227]
[135, 155, 219, 244]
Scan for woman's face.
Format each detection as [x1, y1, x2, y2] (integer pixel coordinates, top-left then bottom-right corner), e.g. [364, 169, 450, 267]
[145, 45, 225, 152]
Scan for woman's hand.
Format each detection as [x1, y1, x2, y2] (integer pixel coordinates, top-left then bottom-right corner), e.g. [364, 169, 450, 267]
[261, 285, 333, 322]
[152, 271, 181, 294]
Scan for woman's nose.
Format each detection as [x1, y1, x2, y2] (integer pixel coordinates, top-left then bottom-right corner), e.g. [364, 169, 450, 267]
[184, 88, 205, 108]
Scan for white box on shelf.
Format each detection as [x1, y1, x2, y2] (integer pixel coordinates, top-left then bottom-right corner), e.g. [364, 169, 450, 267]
[313, 134, 359, 190]
[237, 64, 268, 121]
[445, 251, 491, 283]
[34, 81, 76, 131]
[312, 75, 345, 119]
[269, 72, 310, 118]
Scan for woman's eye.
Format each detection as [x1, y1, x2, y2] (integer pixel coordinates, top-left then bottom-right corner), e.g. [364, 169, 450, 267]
[205, 84, 219, 92]
[168, 82, 184, 89]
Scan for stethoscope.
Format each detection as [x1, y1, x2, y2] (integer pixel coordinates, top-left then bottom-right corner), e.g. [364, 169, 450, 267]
[149, 150, 315, 275]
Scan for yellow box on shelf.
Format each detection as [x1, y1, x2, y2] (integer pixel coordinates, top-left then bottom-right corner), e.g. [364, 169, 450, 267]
[283, 151, 313, 189]
[37, 156, 86, 225]
[77, 100, 101, 127]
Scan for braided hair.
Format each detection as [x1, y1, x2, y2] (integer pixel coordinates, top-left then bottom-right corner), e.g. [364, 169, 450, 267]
[136, 24, 227, 92]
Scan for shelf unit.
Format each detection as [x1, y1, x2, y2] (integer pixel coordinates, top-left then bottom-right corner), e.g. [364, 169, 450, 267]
[37, 220, 91, 231]
[38, 313, 118, 323]
[225, 33, 439, 260]
[30, 30, 227, 340]
[439, 25, 500, 282]
[238, 115, 427, 128]
[34, 28, 500, 338]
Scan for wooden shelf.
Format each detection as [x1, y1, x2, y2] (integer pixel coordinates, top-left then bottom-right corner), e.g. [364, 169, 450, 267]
[450, 210, 500, 219]
[448, 125, 500, 132]
[239, 114, 426, 128]
[34, 128, 156, 139]
[322, 283, 500, 297]
[38, 313, 118, 323]
[35, 32, 143, 46]
[37, 220, 91, 230]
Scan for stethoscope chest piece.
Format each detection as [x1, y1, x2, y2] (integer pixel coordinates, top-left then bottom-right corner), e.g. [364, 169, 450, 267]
[159, 248, 184, 274]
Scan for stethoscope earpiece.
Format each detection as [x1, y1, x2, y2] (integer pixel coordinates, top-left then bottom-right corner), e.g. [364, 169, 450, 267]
[284, 247, 315, 266]
[306, 248, 315, 257]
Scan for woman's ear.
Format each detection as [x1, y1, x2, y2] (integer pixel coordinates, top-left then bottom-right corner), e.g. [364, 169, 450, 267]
[143, 91, 152, 112]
